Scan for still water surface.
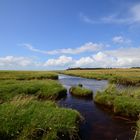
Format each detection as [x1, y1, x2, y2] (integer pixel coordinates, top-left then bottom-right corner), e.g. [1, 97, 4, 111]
[58, 74, 135, 140]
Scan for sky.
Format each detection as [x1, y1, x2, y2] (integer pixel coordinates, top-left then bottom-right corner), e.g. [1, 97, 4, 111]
[0, 0, 140, 70]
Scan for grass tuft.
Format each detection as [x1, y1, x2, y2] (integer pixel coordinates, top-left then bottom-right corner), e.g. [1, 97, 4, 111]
[69, 86, 93, 98]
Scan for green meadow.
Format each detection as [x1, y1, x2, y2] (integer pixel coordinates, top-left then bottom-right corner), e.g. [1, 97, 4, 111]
[1, 69, 140, 139]
[0, 79, 67, 103]
[0, 71, 58, 80]
[0, 71, 81, 140]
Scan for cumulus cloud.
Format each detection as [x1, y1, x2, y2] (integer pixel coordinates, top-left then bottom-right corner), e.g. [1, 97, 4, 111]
[22, 42, 103, 55]
[43, 55, 74, 67]
[112, 36, 131, 44]
[43, 47, 140, 69]
[73, 57, 94, 67]
[80, 3, 140, 25]
[1, 46, 140, 69]
[1, 44, 140, 69]
[71, 52, 116, 68]
[0, 56, 35, 69]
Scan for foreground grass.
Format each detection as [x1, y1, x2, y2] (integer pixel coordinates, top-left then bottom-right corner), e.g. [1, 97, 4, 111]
[0, 96, 81, 140]
[0, 71, 58, 80]
[69, 86, 93, 98]
[136, 119, 140, 140]
[94, 84, 140, 118]
[0, 80, 66, 103]
[59, 69, 140, 86]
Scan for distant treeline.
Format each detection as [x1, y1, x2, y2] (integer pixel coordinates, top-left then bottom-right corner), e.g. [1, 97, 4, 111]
[131, 67, 140, 69]
[67, 67, 140, 70]
[66, 67, 113, 70]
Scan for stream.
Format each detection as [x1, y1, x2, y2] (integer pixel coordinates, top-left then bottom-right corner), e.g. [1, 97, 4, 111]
[58, 74, 135, 140]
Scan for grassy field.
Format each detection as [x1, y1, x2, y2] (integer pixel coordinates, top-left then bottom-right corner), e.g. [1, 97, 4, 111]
[0, 79, 67, 103]
[0, 71, 58, 80]
[60, 68, 140, 86]
[0, 71, 82, 139]
[69, 86, 93, 98]
[0, 96, 81, 140]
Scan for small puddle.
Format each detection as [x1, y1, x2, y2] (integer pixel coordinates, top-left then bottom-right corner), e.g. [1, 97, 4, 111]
[57, 74, 135, 140]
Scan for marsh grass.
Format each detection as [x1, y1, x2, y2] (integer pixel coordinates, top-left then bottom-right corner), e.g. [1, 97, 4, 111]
[0, 71, 58, 80]
[60, 69, 140, 86]
[69, 86, 93, 98]
[0, 80, 67, 102]
[136, 119, 140, 140]
[0, 97, 81, 140]
[94, 84, 140, 119]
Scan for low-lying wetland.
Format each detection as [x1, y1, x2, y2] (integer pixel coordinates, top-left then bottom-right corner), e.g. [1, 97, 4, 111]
[0, 71, 81, 140]
[0, 70, 140, 140]
[58, 74, 137, 140]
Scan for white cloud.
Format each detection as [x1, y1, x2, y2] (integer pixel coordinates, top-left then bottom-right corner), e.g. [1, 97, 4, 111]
[112, 36, 131, 44]
[22, 42, 103, 55]
[43, 47, 140, 69]
[1, 43, 140, 69]
[73, 57, 94, 67]
[105, 47, 140, 59]
[43, 55, 74, 67]
[80, 3, 140, 25]
[0, 56, 34, 69]
[72, 52, 116, 68]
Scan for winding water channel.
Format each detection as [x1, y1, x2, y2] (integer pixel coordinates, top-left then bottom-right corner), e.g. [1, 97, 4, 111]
[58, 74, 135, 140]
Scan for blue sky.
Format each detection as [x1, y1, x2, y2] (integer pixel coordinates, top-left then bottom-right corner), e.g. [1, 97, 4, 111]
[0, 0, 140, 70]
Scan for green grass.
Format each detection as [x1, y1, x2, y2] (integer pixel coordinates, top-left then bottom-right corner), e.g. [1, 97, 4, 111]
[0, 71, 58, 80]
[69, 86, 93, 98]
[59, 68, 140, 85]
[0, 71, 82, 139]
[113, 97, 140, 118]
[0, 80, 67, 103]
[136, 119, 140, 140]
[0, 96, 81, 140]
[94, 84, 140, 118]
